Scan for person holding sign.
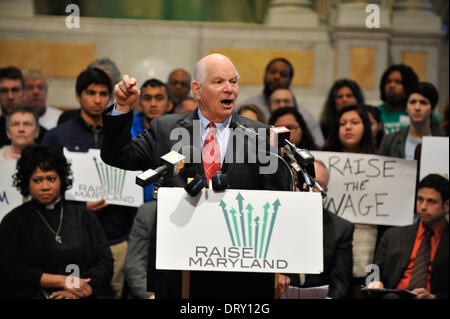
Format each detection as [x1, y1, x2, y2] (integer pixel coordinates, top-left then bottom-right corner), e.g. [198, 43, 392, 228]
[42, 67, 137, 299]
[101, 53, 289, 299]
[379, 82, 443, 160]
[368, 174, 448, 299]
[321, 104, 378, 298]
[0, 145, 113, 298]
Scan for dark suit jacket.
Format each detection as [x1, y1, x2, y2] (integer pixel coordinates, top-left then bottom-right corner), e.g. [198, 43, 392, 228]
[374, 223, 449, 299]
[290, 209, 354, 299]
[378, 125, 443, 158]
[101, 106, 289, 299]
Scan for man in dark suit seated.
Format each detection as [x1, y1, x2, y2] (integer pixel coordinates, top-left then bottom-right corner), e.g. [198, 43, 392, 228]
[279, 160, 354, 299]
[368, 174, 449, 299]
[100, 53, 289, 299]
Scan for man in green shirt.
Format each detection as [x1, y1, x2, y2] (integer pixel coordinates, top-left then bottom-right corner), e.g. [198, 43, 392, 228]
[377, 64, 440, 134]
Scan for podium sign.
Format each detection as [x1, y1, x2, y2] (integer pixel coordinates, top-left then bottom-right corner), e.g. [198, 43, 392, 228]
[0, 160, 23, 222]
[156, 188, 323, 274]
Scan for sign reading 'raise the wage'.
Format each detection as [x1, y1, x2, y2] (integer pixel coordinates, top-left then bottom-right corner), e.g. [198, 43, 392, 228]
[311, 151, 417, 226]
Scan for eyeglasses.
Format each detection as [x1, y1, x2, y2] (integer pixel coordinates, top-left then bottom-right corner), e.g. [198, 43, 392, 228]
[0, 87, 22, 95]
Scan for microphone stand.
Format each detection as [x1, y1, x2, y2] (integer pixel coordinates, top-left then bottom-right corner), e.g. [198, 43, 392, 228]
[233, 122, 296, 192]
[283, 142, 327, 198]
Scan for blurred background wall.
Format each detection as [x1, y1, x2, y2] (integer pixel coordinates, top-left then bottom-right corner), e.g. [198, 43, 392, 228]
[0, 0, 448, 119]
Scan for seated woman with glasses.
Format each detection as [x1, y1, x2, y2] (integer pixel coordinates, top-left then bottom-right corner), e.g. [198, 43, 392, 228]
[0, 144, 113, 299]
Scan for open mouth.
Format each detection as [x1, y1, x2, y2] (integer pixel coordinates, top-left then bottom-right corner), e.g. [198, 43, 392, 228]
[221, 99, 233, 107]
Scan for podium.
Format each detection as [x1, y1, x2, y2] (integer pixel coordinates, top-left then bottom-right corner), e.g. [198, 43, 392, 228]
[151, 187, 323, 299]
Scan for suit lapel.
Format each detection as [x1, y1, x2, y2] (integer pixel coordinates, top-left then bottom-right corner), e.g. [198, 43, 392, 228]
[431, 224, 449, 277]
[393, 224, 418, 285]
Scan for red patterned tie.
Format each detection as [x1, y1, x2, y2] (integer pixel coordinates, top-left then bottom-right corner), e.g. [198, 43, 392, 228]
[202, 123, 221, 184]
[408, 228, 433, 290]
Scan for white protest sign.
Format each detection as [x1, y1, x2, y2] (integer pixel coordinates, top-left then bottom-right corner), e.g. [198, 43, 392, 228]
[420, 136, 449, 180]
[0, 160, 23, 222]
[156, 187, 323, 274]
[64, 148, 143, 207]
[311, 151, 417, 226]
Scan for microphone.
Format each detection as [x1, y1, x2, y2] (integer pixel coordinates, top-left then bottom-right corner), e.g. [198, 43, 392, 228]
[136, 150, 186, 187]
[234, 121, 297, 191]
[184, 174, 207, 196]
[283, 139, 315, 170]
[212, 171, 229, 192]
[269, 126, 290, 149]
[234, 122, 290, 150]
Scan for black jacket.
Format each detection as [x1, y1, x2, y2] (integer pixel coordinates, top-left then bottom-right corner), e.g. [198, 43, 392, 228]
[101, 106, 290, 299]
[374, 223, 449, 299]
[0, 200, 114, 298]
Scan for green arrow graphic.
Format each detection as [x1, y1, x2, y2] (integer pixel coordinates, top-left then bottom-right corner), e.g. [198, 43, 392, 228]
[258, 202, 270, 258]
[93, 157, 104, 187]
[254, 216, 260, 258]
[219, 200, 235, 246]
[236, 193, 246, 246]
[114, 168, 118, 195]
[230, 208, 241, 246]
[99, 161, 107, 186]
[246, 203, 253, 247]
[264, 199, 281, 258]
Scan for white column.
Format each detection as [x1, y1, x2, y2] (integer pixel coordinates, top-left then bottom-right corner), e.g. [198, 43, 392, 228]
[265, 0, 319, 28]
[390, 0, 443, 84]
[329, 0, 391, 102]
[392, 0, 441, 32]
[330, 0, 390, 28]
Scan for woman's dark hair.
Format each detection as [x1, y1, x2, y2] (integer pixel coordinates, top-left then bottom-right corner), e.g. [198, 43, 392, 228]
[418, 174, 449, 203]
[13, 145, 73, 196]
[321, 104, 375, 154]
[269, 106, 318, 150]
[366, 104, 385, 151]
[379, 64, 419, 103]
[408, 81, 439, 110]
[75, 67, 113, 97]
[319, 79, 365, 139]
[237, 104, 267, 124]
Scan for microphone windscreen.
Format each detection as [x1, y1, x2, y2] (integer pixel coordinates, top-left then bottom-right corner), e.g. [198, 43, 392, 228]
[176, 144, 201, 178]
[184, 174, 206, 196]
[269, 126, 290, 148]
[212, 173, 229, 192]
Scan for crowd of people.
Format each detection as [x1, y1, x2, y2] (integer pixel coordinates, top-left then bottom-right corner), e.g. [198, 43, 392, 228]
[0, 54, 448, 299]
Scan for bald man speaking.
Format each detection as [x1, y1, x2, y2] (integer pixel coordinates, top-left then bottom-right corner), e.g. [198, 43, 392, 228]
[101, 54, 289, 299]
